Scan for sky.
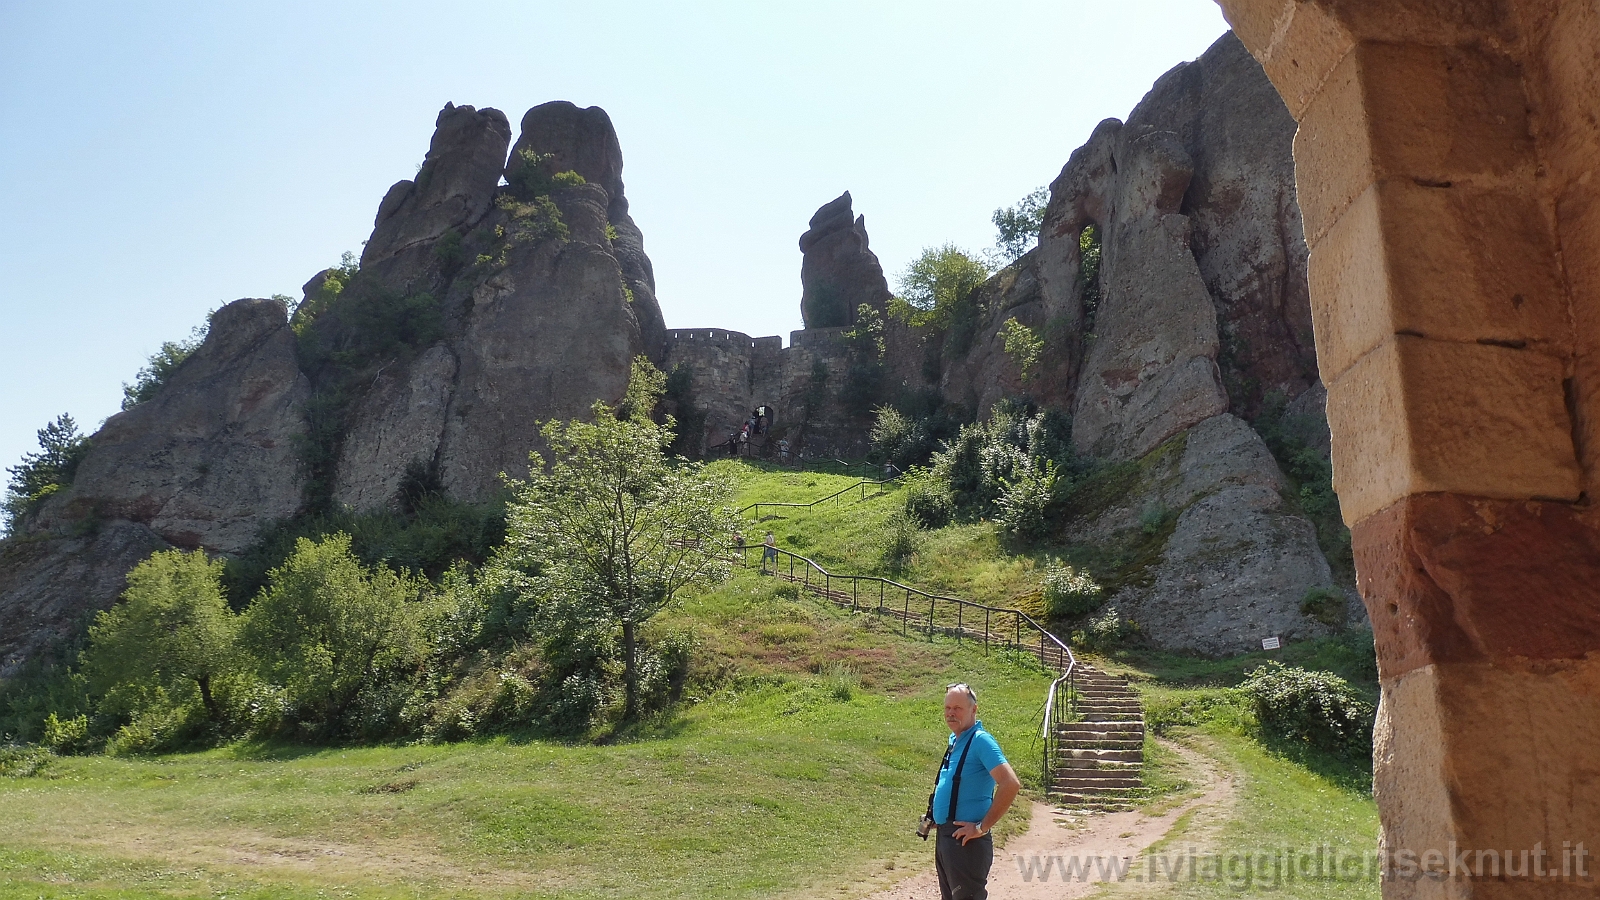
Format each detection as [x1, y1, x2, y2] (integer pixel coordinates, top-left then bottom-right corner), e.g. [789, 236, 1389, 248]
[0, 1, 1231, 477]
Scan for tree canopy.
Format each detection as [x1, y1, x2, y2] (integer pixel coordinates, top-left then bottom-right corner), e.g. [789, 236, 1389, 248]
[888, 244, 992, 331]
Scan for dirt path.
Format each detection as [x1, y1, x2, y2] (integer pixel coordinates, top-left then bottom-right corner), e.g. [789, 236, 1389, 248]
[859, 739, 1235, 900]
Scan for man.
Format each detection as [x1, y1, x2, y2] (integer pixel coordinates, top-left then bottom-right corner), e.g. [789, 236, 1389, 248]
[929, 683, 1021, 900]
[761, 532, 778, 575]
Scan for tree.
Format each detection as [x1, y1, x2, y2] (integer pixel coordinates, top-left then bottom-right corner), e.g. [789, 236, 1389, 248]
[3, 413, 91, 534]
[999, 317, 1043, 382]
[889, 245, 992, 330]
[240, 533, 426, 729]
[499, 357, 737, 719]
[990, 186, 1050, 264]
[82, 549, 239, 724]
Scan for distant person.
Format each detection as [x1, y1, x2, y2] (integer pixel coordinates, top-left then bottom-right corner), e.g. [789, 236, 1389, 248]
[725, 433, 739, 457]
[920, 683, 1021, 900]
[778, 439, 790, 465]
[740, 425, 750, 455]
[756, 405, 770, 434]
[884, 462, 901, 479]
[761, 532, 778, 574]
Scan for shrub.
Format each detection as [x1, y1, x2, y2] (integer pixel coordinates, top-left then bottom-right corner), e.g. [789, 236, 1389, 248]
[1300, 586, 1347, 627]
[1041, 563, 1103, 619]
[996, 459, 1058, 538]
[901, 468, 954, 529]
[879, 510, 920, 572]
[40, 713, 90, 755]
[122, 323, 208, 409]
[240, 534, 427, 737]
[0, 744, 51, 778]
[928, 401, 1080, 524]
[999, 317, 1042, 382]
[1237, 661, 1375, 755]
[1075, 606, 1136, 652]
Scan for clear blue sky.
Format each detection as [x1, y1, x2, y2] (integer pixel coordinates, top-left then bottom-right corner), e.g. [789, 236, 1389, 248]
[0, 1, 1230, 477]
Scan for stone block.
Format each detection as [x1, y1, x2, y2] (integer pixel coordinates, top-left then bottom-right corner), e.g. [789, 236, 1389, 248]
[1358, 42, 1535, 185]
[1374, 660, 1600, 899]
[1310, 179, 1572, 382]
[1293, 45, 1372, 245]
[1219, 0, 1356, 121]
[1328, 335, 1579, 526]
[1353, 493, 1600, 678]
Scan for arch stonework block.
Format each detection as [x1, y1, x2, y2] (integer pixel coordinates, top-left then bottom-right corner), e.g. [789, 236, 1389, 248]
[1218, 1, 1600, 895]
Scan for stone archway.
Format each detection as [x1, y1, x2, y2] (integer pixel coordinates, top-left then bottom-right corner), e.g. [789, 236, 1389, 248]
[1211, 2, 1600, 896]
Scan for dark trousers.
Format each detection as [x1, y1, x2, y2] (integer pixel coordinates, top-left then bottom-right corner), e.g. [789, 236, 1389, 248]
[935, 824, 993, 900]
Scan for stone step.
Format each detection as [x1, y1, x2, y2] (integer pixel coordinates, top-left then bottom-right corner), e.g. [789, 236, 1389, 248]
[1055, 758, 1144, 771]
[1056, 771, 1145, 784]
[1062, 743, 1139, 755]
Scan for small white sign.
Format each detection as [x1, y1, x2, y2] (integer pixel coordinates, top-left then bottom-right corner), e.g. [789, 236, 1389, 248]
[1261, 636, 1282, 650]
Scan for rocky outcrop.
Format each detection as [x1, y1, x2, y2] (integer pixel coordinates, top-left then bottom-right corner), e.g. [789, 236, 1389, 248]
[333, 343, 457, 510]
[0, 522, 171, 678]
[508, 101, 667, 362]
[36, 298, 309, 552]
[799, 192, 893, 329]
[1065, 415, 1338, 654]
[363, 103, 512, 271]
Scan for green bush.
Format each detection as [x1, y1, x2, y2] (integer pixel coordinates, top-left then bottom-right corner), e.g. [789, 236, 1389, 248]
[240, 534, 428, 737]
[1041, 563, 1103, 619]
[40, 713, 90, 755]
[999, 317, 1042, 382]
[122, 323, 208, 409]
[1299, 586, 1347, 627]
[1074, 606, 1136, 652]
[901, 467, 954, 529]
[879, 510, 920, 572]
[1237, 661, 1375, 755]
[928, 401, 1080, 526]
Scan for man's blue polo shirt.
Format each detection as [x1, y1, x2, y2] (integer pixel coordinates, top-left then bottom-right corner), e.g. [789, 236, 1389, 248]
[932, 720, 1007, 824]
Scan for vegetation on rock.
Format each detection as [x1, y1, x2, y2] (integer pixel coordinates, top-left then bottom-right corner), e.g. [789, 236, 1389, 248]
[1, 413, 91, 535]
[120, 320, 209, 409]
[989, 186, 1049, 265]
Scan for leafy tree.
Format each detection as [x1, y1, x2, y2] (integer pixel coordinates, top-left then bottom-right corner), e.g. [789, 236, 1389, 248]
[999, 317, 1043, 382]
[1079, 225, 1103, 322]
[2, 413, 91, 534]
[499, 358, 737, 719]
[82, 550, 239, 724]
[240, 533, 426, 731]
[888, 245, 992, 331]
[991, 186, 1049, 264]
[122, 323, 209, 409]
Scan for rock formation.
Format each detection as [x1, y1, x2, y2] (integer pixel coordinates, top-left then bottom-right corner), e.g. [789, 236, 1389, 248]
[799, 192, 893, 329]
[0, 99, 668, 673]
[36, 297, 310, 553]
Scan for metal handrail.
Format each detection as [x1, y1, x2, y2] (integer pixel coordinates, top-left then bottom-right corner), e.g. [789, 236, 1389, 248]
[735, 542, 1076, 787]
[740, 475, 900, 516]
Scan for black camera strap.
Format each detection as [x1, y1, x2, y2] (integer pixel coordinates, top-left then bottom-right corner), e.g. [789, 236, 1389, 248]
[925, 727, 980, 824]
[947, 727, 979, 823]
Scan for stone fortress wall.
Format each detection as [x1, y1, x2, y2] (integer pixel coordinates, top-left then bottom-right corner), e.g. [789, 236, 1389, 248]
[662, 326, 863, 460]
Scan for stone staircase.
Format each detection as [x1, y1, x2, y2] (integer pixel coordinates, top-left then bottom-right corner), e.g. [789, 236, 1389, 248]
[1051, 665, 1146, 810]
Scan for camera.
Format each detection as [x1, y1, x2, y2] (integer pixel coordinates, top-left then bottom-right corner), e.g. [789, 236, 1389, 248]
[917, 814, 935, 840]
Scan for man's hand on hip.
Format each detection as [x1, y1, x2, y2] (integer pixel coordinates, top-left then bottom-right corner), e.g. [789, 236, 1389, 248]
[951, 822, 986, 845]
